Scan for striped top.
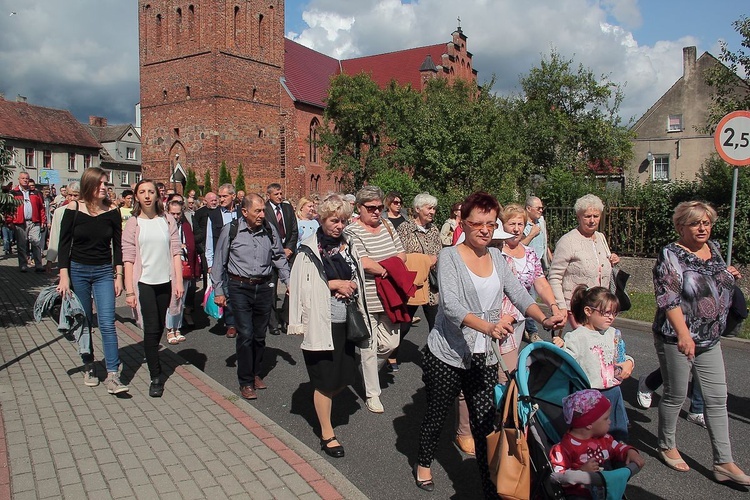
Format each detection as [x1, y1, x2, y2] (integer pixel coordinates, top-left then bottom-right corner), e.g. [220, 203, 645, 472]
[344, 219, 405, 313]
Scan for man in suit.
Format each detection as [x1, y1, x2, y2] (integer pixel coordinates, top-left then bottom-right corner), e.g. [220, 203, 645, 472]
[193, 191, 218, 290]
[264, 183, 298, 335]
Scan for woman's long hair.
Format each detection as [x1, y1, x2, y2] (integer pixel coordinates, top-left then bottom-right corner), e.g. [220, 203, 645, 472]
[132, 179, 165, 217]
[79, 167, 112, 211]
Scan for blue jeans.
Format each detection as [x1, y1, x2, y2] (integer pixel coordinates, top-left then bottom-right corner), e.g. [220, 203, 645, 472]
[2, 225, 13, 253]
[229, 279, 273, 387]
[70, 262, 120, 372]
[600, 386, 629, 442]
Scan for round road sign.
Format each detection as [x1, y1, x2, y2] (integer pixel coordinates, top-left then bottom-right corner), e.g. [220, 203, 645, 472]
[715, 110, 750, 166]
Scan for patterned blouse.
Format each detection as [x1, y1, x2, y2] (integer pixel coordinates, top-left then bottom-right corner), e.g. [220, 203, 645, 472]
[499, 245, 543, 353]
[396, 219, 442, 306]
[653, 241, 735, 348]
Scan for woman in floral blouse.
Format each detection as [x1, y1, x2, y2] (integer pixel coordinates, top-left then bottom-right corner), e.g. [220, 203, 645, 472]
[652, 201, 749, 485]
[498, 204, 560, 381]
[391, 193, 442, 371]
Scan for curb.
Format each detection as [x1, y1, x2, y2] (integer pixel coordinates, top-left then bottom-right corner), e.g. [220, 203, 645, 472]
[115, 320, 367, 500]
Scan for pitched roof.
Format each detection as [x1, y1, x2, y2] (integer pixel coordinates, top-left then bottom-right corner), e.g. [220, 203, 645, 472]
[340, 44, 447, 89]
[0, 99, 101, 149]
[283, 38, 341, 108]
[85, 123, 134, 143]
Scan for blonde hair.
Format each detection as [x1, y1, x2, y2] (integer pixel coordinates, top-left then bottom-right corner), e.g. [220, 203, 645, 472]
[672, 201, 717, 230]
[500, 203, 527, 224]
[317, 194, 353, 221]
[296, 197, 315, 219]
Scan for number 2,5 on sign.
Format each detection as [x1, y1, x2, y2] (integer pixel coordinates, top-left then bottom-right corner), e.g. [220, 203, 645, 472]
[715, 111, 750, 166]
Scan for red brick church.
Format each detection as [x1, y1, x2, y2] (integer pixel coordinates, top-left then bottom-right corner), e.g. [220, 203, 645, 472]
[138, 0, 477, 198]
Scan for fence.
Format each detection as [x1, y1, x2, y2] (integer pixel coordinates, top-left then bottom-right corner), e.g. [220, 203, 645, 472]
[545, 206, 668, 258]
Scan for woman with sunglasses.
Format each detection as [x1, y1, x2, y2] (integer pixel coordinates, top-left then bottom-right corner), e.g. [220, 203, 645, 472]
[343, 186, 406, 414]
[382, 191, 406, 229]
[414, 192, 564, 497]
[649, 201, 749, 484]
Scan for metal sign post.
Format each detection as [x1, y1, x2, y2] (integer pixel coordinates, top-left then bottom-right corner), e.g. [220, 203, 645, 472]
[714, 111, 750, 266]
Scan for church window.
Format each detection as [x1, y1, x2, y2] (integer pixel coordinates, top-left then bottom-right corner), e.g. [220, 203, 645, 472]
[176, 7, 182, 43]
[156, 14, 163, 46]
[309, 118, 319, 164]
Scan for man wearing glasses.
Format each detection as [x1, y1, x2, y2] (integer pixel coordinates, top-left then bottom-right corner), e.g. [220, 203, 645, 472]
[521, 196, 552, 342]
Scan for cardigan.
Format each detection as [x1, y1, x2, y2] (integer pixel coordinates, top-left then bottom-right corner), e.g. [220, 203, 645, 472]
[548, 229, 613, 309]
[287, 233, 370, 351]
[427, 246, 536, 369]
[122, 214, 182, 329]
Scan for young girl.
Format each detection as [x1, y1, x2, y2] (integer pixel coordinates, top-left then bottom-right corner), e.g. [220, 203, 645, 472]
[553, 285, 633, 441]
[122, 180, 183, 397]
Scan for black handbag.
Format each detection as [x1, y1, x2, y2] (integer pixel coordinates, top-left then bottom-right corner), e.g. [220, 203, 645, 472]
[345, 299, 370, 343]
[610, 267, 631, 312]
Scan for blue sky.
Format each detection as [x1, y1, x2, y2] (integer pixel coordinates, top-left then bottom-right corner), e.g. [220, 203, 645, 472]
[0, 0, 746, 125]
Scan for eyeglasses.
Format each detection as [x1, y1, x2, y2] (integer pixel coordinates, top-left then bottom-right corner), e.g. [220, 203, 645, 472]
[688, 220, 712, 229]
[392, 200, 402, 205]
[531, 206, 544, 211]
[362, 204, 385, 213]
[593, 309, 618, 319]
[464, 220, 499, 231]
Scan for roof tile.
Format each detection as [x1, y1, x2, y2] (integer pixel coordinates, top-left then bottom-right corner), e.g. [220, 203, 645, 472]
[0, 99, 101, 149]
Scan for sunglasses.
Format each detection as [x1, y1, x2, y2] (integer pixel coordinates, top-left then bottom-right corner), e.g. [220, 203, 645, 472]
[361, 204, 385, 213]
[464, 220, 499, 231]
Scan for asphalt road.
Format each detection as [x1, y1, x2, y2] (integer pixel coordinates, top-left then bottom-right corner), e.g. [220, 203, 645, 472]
[120, 291, 750, 500]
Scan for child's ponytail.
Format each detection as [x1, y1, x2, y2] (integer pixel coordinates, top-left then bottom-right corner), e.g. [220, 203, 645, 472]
[570, 285, 619, 325]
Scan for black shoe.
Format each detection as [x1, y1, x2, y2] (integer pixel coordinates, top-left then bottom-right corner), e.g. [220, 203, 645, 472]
[149, 378, 164, 398]
[19, 266, 28, 273]
[413, 464, 435, 492]
[321, 436, 344, 458]
[269, 328, 281, 336]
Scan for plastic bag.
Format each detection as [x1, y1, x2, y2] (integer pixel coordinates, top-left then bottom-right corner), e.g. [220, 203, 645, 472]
[202, 283, 223, 319]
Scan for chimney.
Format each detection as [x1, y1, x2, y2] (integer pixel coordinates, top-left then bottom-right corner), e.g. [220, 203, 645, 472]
[89, 116, 107, 127]
[683, 46, 697, 81]
[16, 94, 27, 103]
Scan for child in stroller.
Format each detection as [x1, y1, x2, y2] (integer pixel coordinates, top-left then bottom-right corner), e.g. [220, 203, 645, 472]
[549, 389, 644, 499]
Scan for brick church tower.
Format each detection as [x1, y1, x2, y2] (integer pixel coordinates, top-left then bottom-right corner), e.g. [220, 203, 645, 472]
[138, 0, 285, 192]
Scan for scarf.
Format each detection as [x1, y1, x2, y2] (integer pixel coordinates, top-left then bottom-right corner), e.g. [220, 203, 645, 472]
[317, 228, 353, 281]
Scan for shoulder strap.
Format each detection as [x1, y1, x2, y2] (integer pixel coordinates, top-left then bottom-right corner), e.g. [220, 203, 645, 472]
[228, 218, 239, 243]
[68, 201, 80, 259]
[382, 219, 395, 242]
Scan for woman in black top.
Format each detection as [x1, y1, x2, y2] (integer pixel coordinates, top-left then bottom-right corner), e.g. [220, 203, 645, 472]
[57, 167, 128, 395]
[382, 191, 406, 229]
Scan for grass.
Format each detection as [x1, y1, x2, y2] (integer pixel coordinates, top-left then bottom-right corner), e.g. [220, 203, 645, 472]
[620, 292, 750, 340]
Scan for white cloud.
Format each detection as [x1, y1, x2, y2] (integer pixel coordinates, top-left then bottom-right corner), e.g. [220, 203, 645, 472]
[288, 0, 703, 123]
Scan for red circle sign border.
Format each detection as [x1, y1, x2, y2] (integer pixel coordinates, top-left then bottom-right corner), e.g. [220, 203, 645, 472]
[714, 110, 750, 166]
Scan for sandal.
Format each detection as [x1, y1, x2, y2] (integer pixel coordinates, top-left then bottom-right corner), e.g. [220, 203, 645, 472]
[174, 330, 186, 343]
[659, 449, 690, 472]
[166, 329, 179, 345]
[413, 464, 435, 492]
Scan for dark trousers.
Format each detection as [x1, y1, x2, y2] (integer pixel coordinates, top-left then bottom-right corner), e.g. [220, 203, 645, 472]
[229, 279, 274, 387]
[418, 347, 500, 500]
[138, 281, 172, 379]
[268, 266, 290, 333]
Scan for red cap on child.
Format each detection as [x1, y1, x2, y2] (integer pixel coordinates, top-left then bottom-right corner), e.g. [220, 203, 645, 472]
[562, 389, 611, 428]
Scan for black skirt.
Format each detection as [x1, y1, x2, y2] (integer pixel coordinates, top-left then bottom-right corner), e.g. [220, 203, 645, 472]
[303, 322, 356, 393]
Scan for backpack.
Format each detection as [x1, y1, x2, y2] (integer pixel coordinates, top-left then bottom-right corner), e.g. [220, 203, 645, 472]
[227, 218, 275, 246]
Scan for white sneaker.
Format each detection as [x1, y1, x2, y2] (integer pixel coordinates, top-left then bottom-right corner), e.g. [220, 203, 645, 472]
[636, 375, 653, 409]
[687, 412, 707, 428]
[365, 396, 384, 413]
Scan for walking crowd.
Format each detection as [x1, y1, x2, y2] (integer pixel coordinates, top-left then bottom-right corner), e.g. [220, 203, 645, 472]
[5, 166, 750, 498]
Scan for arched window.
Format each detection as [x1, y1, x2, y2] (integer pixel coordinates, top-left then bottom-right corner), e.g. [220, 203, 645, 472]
[309, 118, 319, 164]
[233, 6, 240, 45]
[257, 13, 264, 51]
[176, 7, 182, 43]
[188, 5, 195, 40]
[156, 13, 163, 46]
[310, 175, 315, 192]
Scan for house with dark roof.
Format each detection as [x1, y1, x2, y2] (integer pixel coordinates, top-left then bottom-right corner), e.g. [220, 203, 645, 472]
[86, 116, 142, 193]
[138, 0, 476, 198]
[0, 95, 101, 189]
[628, 47, 740, 182]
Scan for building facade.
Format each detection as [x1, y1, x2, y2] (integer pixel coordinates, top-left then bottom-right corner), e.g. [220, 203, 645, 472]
[629, 47, 723, 182]
[86, 117, 143, 195]
[138, 0, 477, 198]
[0, 96, 102, 189]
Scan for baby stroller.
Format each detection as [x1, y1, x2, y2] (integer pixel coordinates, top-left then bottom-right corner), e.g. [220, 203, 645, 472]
[490, 341, 640, 500]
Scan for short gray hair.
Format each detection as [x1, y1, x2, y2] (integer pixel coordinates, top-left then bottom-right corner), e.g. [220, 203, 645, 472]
[67, 181, 80, 193]
[218, 183, 235, 195]
[318, 194, 353, 221]
[355, 185, 384, 205]
[413, 192, 437, 210]
[525, 195, 541, 208]
[574, 194, 604, 214]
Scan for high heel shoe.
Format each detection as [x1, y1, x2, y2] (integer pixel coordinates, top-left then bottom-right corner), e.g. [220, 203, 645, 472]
[320, 436, 344, 458]
[714, 464, 750, 485]
[413, 464, 435, 492]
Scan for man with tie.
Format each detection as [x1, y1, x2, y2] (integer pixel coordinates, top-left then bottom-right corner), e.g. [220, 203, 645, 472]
[264, 183, 298, 335]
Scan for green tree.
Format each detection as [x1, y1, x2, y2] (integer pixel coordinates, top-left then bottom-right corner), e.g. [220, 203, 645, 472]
[235, 163, 246, 192]
[518, 49, 633, 178]
[704, 15, 750, 130]
[203, 170, 213, 194]
[184, 168, 199, 196]
[218, 161, 232, 186]
[0, 140, 19, 215]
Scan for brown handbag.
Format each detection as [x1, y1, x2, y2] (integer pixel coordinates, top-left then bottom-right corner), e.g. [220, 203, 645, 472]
[486, 378, 531, 500]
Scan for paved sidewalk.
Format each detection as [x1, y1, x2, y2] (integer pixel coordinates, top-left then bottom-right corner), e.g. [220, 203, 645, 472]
[0, 256, 366, 499]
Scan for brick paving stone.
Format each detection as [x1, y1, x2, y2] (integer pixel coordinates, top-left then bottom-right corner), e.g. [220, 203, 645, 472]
[151, 473, 179, 495]
[254, 467, 286, 491]
[281, 473, 316, 497]
[36, 477, 62, 498]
